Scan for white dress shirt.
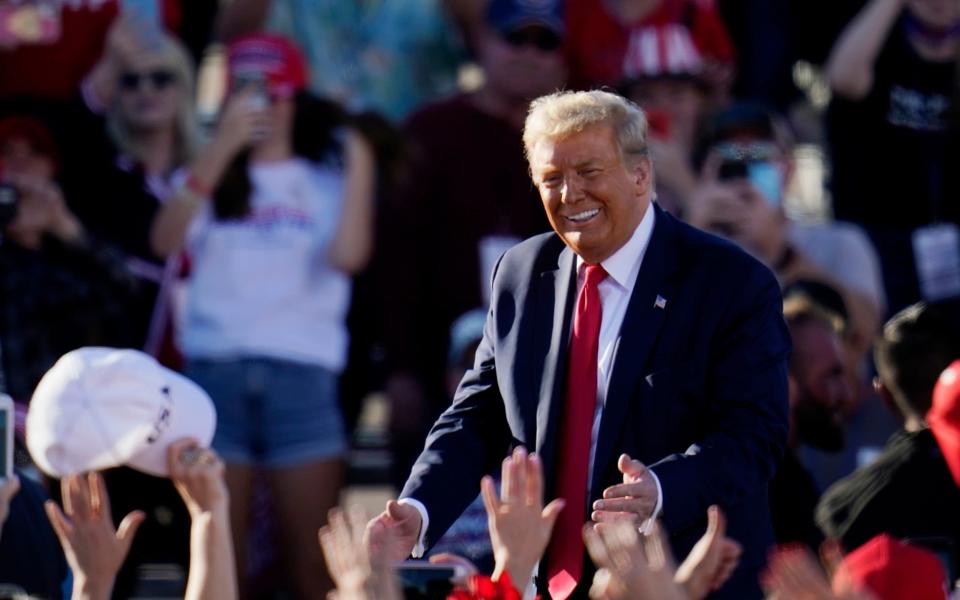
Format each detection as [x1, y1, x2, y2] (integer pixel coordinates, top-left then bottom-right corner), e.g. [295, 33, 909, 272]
[402, 201, 662, 559]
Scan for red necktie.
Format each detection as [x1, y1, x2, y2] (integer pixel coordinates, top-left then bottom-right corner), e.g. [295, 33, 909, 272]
[547, 264, 607, 600]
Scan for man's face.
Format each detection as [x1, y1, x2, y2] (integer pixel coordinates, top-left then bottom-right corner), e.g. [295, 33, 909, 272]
[1, 137, 54, 180]
[529, 124, 652, 264]
[789, 321, 850, 452]
[479, 25, 567, 102]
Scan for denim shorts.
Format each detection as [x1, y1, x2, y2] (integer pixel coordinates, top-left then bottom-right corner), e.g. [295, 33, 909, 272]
[185, 357, 347, 467]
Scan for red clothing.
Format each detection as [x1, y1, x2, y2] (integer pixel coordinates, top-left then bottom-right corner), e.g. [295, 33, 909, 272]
[447, 573, 523, 600]
[564, 0, 734, 89]
[0, 0, 181, 100]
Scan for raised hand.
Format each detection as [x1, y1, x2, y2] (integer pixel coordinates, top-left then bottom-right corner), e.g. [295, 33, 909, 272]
[211, 89, 273, 158]
[482, 446, 565, 589]
[674, 506, 742, 599]
[583, 520, 686, 600]
[44, 472, 146, 600]
[167, 439, 228, 518]
[593, 454, 658, 526]
[321, 505, 402, 600]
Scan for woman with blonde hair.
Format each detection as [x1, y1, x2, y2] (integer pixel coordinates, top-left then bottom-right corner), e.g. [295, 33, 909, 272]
[59, 19, 202, 356]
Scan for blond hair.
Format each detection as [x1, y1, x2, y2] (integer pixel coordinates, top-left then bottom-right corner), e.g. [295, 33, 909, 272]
[522, 90, 648, 165]
[108, 32, 200, 168]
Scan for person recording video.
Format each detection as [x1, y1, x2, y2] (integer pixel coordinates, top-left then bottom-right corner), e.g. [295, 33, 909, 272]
[0, 114, 141, 405]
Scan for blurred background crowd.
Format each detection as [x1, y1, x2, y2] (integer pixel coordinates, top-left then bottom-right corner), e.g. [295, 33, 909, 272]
[2, 0, 960, 598]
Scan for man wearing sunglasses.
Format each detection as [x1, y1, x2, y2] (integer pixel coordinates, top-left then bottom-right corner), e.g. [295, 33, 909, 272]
[377, 0, 568, 495]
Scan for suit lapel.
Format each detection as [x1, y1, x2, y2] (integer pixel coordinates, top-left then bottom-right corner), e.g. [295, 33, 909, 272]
[590, 207, 679, 495]
[535, 246, 577, 478]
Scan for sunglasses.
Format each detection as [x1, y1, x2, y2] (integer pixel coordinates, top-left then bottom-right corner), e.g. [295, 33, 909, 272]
[119, 70, 176, 91]
[502, 28, 562, 52]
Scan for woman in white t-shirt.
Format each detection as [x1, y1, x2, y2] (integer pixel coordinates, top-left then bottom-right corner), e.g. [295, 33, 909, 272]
[150, 34, 374, 598]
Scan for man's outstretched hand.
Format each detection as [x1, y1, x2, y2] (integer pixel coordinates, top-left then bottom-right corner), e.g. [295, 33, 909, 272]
[363, 499, 422, 562]
[593, 454, 658, 525]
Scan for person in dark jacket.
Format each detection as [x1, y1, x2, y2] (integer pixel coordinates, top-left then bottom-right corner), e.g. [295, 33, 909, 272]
[816, 301, 960, 580]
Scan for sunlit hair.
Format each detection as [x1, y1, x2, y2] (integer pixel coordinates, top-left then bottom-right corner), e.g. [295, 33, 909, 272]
[107, 32, 200, 168]
[522, 90, 648, 166]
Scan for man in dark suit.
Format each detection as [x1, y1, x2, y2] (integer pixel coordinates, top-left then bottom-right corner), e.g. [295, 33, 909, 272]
[366, 90, 790, 599]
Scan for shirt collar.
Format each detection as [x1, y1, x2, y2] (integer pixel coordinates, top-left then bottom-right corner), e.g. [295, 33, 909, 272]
[577, 201, 656, 292]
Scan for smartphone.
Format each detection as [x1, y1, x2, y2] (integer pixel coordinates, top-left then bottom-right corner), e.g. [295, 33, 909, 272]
[396, 561, 466, 599]
[747, 161, 783, 206]
[232, 71, 270, 141]
[233, 71, 269, 109]
[0, 394, 14, 480]
[717, 158, 748, 181]
[717, 159, 783, 206]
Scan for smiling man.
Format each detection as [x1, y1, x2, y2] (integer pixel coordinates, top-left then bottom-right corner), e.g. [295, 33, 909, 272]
[367, 90, 790, 599]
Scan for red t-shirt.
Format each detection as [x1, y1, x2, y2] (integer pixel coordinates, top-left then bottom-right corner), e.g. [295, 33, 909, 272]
[0, 0, 181, 100]
[564, 0, 734, 89]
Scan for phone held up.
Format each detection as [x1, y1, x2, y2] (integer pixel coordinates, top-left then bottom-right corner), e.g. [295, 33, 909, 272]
[0, 394, 13, 481]
[714, 141, 784, 206]
[397, 560, 468, 599]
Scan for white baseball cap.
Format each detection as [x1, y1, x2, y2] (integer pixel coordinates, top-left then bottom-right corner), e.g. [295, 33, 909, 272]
[26, 347, 216, 478]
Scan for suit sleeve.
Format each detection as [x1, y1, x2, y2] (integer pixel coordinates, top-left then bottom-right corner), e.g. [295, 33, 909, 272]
[398, 261, 513, 549]
[650, 264, 790, 534]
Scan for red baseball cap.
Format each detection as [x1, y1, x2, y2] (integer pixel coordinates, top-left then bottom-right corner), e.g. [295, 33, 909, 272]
[833, 535, 947, 600]
[929, 359, 960, 488]
[226, 33, 308, 100]
[0, 115, 60, 174]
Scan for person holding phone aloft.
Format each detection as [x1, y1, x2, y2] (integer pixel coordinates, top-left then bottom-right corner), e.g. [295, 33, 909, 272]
[151, 34, 375, 599]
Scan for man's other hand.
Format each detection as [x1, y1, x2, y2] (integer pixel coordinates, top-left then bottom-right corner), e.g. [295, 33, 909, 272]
[363, 499, 421, 562]
[592, 454, 657, 525]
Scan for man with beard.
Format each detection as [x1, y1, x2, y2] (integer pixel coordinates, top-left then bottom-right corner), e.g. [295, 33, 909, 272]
[769, 295, 850, 550]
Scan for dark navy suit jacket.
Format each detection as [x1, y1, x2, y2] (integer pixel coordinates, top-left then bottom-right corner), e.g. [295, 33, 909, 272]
[401, 205, 791, 598]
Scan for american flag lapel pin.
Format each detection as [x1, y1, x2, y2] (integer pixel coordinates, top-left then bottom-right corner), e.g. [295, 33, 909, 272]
[654, 295, 667, 310]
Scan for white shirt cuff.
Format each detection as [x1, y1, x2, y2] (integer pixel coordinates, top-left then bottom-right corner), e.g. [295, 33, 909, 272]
[397, 497, 429, 558]
[639, 469, 663, 535]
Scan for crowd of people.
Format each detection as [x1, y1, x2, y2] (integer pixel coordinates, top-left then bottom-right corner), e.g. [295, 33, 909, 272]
[2, 0, 960, 598]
